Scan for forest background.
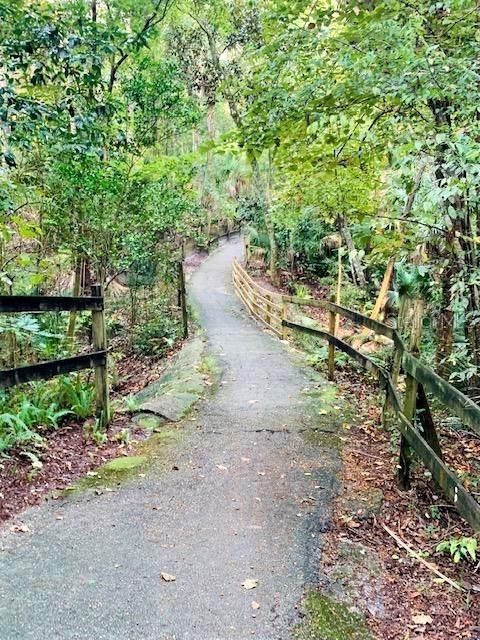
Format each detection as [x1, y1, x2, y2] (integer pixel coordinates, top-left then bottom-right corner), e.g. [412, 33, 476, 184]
[1, 0, 479, 493]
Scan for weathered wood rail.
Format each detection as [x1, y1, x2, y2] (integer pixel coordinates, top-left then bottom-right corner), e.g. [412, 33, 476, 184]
[207, 225, 242, 252]
[232, 258, 284, 338]
[0, 285, 109, 427]
[232, 258, 480, 531]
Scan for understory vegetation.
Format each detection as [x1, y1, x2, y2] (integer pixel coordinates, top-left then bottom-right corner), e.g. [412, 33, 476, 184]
[0, 0, 478, 485]
[0, 0, 245, 452]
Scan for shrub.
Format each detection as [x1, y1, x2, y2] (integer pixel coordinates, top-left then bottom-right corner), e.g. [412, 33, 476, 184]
[132, 298, 182, 356]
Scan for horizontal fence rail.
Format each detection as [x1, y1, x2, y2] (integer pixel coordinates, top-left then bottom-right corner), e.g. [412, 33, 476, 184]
[0, 295, 103, 313]
[0, 351, 107, 389]
[285, 319, 480, 531]
[403, 352, 480, 436]
[233, 258, 480, 531]
[232, 258, 283, 338]
[207, 226, 242, 251]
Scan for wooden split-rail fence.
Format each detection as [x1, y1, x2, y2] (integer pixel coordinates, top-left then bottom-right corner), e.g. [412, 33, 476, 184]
[232, 257, 480, 532]
[0, 285, 109, 428]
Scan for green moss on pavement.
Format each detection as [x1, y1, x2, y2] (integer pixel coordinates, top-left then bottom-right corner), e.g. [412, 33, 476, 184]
[296, 592, 372, 640]
[102, 456, 147, 472]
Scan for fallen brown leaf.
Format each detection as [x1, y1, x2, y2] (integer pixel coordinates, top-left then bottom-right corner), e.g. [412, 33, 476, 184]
[10, 523, 30, 533]
[161, 572, 176, 582]
[242, 578, 259, 590]
[412, 613, 433, 625]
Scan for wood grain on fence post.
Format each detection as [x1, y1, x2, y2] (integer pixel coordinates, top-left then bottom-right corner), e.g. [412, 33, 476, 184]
[399, 372, 416, 489]
[91, 284, 109, 428]
[328, 309, 336, 381]
[178, 260, 188, 339]
[265, 293, 272, 327]
[281, 300, 288, 340]
[417, 383, 443, 459]
[398, 298, 424, 489]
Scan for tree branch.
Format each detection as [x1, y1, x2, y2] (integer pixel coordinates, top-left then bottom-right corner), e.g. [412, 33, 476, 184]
[108, 0, 174, 92]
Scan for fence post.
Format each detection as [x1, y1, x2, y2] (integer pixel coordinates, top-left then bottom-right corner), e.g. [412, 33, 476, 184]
[416, 383, 443, 459]
[383, 295, 410, 428]
[91, 284, 109, 428]
[391, 295, 410, 387]
[399, 372, 416, 489]
[398, 297, 424, 489]
[266, 293, 272, 327]
[328, 309, 336, 381]
[281, 299, 288, 340]
[178, 260, 188, 339]
[245, 236, 250, 267]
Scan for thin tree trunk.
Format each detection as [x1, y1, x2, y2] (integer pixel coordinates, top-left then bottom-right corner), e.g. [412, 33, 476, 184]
[265, 150, 279, 286]
[265, 218, 279, 286]
[67, 256, 84, 341]
[201, 103, 216, 245]
[338, 214, 366, 288]
[436, 263, 454, 378]
[370, 257, 395, 321]
[428, 98, 459, 376]
[463, 210, 480, 394]
[192, 127, 199, 153]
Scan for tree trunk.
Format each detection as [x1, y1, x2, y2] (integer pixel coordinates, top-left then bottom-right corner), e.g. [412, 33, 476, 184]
[337, 214, 366, 288]
[428, 98, 460, 377]
[192, 127, 199, 153]
[436, 260, 454, 378]
[463, 211, 480, 395]
[265, 217, 279, 286]
[67, 256, 84, 341]
[249, 155, 279, 284]
[265, 150, 279, 286]
[201, 103, 216, 244]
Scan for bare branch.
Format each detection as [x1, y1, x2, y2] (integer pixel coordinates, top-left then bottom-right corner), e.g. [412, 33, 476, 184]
[108, 0, 174, 92]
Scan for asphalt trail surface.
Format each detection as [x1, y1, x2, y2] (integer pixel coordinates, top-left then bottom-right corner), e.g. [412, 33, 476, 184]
[0, 239, 339, 639]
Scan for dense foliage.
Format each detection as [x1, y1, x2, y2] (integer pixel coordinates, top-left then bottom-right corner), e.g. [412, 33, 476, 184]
[234, 0, 480, 393]
[2, 0, 480, 450]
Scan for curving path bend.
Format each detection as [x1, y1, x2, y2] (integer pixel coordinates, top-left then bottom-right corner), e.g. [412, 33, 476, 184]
[0, 238, 340, 640]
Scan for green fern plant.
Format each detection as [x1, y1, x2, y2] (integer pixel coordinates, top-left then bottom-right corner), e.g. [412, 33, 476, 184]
[436, 536, 477, 564]
[55, 376, 94, 418]
[294, 283, 311, 300]
[0, 412, 43, 452]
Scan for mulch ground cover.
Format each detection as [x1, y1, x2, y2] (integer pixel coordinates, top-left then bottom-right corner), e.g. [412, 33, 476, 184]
[323, 368, 480, 639]
[0, 349, 171, 524]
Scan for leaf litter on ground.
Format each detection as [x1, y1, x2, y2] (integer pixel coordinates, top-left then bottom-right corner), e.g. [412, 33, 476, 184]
[161, 572, 176, 582]
[242, 578, 259, 590]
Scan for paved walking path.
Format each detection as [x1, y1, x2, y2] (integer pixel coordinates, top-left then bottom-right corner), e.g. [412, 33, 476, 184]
[0, 239, 340, 640]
